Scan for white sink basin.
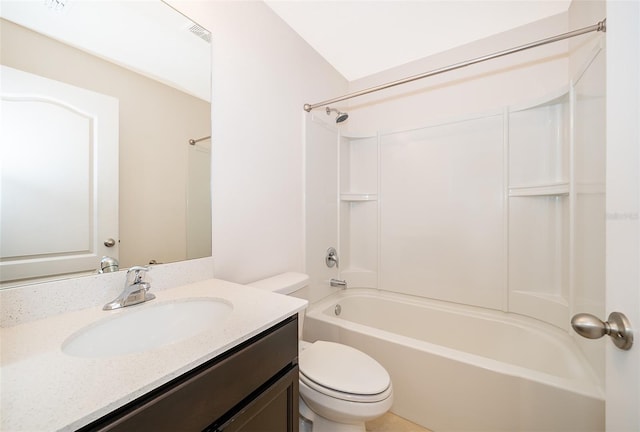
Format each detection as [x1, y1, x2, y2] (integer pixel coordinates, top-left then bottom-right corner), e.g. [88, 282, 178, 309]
[62, 298, 233, 358]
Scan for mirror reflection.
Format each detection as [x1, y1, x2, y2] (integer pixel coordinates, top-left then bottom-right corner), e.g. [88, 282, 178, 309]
[0, 1, 212, 287]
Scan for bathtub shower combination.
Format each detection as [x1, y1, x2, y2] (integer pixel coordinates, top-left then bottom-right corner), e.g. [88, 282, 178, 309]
[303, 289, 604, 432]
[304, 18, 607, 432]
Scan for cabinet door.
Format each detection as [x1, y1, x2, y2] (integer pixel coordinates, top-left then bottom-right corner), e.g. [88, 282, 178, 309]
[213, 366, 299, 432]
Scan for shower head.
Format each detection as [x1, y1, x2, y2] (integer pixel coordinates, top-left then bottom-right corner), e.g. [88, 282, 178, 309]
[335, 111, 349, 123]
[326, 107, 349, 123]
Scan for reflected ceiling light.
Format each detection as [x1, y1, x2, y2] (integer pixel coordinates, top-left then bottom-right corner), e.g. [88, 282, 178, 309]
[44, 0, 68, 12]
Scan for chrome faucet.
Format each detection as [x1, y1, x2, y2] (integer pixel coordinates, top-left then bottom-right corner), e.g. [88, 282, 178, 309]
[98, 256, 119, 273]
[103, 266, 155, 310]
[330, 278, 347, 289]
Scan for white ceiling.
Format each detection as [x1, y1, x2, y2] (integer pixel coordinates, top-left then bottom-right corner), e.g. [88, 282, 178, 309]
[264, 0, 572, 81]
[1, 0, 211, 101]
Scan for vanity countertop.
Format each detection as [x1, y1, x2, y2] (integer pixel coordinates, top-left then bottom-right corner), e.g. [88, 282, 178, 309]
[0, 278, 307, 431]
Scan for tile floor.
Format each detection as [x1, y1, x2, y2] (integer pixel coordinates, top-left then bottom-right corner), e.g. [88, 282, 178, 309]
[366, 412, 432, 432]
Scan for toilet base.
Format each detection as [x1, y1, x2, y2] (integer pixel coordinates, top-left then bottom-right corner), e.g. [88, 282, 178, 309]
[299, 396, 366, 432]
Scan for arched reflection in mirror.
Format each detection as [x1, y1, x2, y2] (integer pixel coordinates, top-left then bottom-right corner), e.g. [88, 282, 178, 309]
[0, 1, 211, 287]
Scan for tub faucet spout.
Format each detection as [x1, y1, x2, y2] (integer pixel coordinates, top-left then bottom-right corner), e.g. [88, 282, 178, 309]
[330, 278, 347, 289]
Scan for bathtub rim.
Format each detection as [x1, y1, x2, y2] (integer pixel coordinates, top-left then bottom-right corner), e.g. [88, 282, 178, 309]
[304, 288, 604, 401]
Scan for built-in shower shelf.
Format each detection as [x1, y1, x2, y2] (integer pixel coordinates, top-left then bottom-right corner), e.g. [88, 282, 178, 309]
[340, 193, 378, 202]
[508, 182, 569, 197]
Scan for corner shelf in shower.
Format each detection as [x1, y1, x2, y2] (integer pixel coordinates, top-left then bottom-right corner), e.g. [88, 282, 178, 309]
[508, 182, 569, 197]
[340, 193, 378, 202]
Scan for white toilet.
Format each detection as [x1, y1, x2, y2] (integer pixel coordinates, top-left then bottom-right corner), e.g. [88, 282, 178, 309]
[248, 272, 393, 432]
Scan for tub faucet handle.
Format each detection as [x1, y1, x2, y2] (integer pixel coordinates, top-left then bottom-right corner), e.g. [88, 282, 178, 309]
[326, 247, 339, 268]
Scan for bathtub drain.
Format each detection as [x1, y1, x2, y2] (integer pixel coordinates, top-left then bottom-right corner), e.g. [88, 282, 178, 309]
[334, 304, 342, 316]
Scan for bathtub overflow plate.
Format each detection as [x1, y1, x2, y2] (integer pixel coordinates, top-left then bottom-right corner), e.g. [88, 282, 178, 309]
[334, 304, 342, 316]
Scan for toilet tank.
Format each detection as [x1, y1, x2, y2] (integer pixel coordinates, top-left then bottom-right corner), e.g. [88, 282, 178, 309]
[247, 272, 309, 295]
[248, 272, 309, 339]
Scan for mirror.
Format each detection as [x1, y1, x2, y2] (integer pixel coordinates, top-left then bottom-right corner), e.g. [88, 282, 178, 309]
[0, 0, 212, 287]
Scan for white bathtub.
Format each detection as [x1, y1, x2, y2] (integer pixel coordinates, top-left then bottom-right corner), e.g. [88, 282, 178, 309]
[303, 289, 604, 432]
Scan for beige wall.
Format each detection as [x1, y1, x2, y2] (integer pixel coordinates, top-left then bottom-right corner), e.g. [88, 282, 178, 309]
[1, 18, 211, 268]
[569, 0, 606, 78]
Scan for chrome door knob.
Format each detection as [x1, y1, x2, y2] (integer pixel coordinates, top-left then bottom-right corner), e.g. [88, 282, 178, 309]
[571, 312, 633, 350]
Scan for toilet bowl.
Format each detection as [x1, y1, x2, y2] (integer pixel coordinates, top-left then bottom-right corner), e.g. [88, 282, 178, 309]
[248, 273, 393, 432]
[298, 340, 393, 432]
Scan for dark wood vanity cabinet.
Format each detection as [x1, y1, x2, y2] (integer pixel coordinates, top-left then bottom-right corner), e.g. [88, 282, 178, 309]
[79, 316, 299, 432]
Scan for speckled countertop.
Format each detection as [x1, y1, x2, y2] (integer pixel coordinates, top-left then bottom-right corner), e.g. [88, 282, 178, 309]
[0, 278, 307, 431]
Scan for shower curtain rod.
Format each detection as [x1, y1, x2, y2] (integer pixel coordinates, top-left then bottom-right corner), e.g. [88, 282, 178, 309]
[189, 135, 211, 145]
[303, 18, 606, 112]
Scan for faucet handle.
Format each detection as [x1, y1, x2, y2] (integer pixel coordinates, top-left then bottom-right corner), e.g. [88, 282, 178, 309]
[127, 265, 150, 284]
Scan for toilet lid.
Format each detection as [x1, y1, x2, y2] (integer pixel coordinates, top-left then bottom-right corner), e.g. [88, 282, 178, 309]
[299, 341, 390, 395]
